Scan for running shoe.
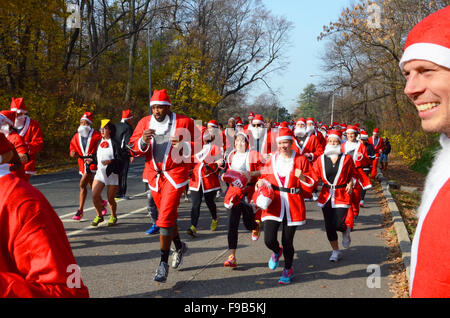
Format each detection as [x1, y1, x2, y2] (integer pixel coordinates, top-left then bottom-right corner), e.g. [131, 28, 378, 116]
[102, 200, 108, 216]
[72, 209, 83, 221]
[145, 224, 160, 235]
[186, 225, 197, 238]
[107, 215, 117, 226]
[224, 255, 237, 268]
[329, 250, 343, 262]
[91, 216, 104, 227]
[268, 246, 283, 270]
[312, 192, 319, 201]
[210, 218, 219, 231]
[360, 200, 365, 208]
[251, 220, 261, 241]
[154, 261, 169, 283]
[278, 268, 294, 285]
[171, 242, 188, 269]
[342, 227, 351, 249]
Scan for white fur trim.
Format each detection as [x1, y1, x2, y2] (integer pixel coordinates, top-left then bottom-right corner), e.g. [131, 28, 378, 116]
[256, 195, 272, 210]
[400, 43, 450, 70]
[150, 101, 171, 106]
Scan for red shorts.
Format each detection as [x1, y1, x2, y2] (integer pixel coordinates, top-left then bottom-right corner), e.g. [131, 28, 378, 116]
[151, 176, 185, 228]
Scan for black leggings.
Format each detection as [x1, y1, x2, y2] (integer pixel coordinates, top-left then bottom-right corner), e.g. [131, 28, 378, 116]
[227, 202, 258, 250]
[264, 217, 297, 270]
[321, 200, 348, 242]
[190, 186, 217, 227]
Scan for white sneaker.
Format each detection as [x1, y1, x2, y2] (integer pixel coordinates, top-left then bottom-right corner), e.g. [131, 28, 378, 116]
[312, 193, 318, 201]
[329, 250, 343, 262]
[342, 227, 351, 249]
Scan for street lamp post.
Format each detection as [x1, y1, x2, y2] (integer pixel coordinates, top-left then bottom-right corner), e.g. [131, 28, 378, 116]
[147, 27, 152, 113]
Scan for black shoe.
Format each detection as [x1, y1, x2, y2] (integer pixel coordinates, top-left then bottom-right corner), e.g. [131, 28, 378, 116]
[154, 261, 169, 283]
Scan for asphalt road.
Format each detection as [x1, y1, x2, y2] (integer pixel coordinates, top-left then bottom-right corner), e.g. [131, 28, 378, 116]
[30, 157, 392, 299]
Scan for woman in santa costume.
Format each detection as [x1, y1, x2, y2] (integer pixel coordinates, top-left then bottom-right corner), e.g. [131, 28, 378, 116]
[255, 128, 315, 284]
[130, 89, 196, 283]
[0, 134, 90, 298]
[10, 97, 44, 180]
[0, 110, 29, 181]
[222, 132, 264, 268]
[187, 120, 224, 237]
[89, 120, 125, 227]
[69, 112, 105, 221]
[341, 125, 372, 230]
[312, 130, 358, 262]
[368, 128, 385, 178]
[400, 6, 450, 298]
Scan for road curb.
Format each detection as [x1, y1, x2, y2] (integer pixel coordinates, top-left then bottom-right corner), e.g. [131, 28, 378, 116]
[376, 168, 412, 286]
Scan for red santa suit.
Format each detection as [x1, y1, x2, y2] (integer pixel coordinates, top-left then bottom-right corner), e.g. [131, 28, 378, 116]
[410, 134, 450, 297]
[70, 128, 102, 175]
[0, 140, 89, 297]
[312, 153, 359, 209]
[189, 141, 223, 194]
[341, 138, 372, 229]
[246, 114, 273, 157]
[129, 92, 197, 228]
[10, 98, 44, 179]
[368, 129, 384, 177]
[259, 150, 315, 226]
[292, 133, 324, 162]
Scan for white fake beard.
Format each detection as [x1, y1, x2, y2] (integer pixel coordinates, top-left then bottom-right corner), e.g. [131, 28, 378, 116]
[321, 130, 327, 138]
[77, 125, 91, 138]
[324, 144, 341, 158]
[306, 126, 315, 135]
[294, 127, 306, 138]
[150, 114, 170, 135]
[14, 116, 27, 129]
[250, 126, 264, 140]
[276, 155, 294, 178]
[345, 141, 359, 153]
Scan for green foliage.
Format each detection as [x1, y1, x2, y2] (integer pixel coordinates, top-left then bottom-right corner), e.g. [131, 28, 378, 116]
[293, 84, 321, 119]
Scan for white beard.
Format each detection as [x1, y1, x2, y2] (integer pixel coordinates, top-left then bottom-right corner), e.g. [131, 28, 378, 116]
[77, 125, 91, 138]
[294, 127, 307, 138]
[276, 155, 294, 178]
[324, 144, 341, 158]
[344, 141, 359, 154]
[150, 114, 170, 135]
[306, 126, 315, 135]
[250, 126, 264, 140]
[14, 116, 27, 129]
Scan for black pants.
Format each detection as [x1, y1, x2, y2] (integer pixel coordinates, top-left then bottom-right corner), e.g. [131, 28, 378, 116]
[227, 202, 257, 250]
[321, 200, 348, 242]
[190, 185, 218, 227]
[117, 158, 130, 197]
[264, 217, 297, 270]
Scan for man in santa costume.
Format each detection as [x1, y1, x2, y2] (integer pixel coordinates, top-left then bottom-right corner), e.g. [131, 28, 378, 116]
[400, 6, 450, 298]
[256, 127, 315, 284]
[307, 117, 327, 148]
[292, 118, 324, 162]
[247, 114, 273, 161]
[340, 125, 372, 230]
[368, 128, 385, 178]
[130, 89, 197, 283]
[10, 97, 44, 180]
[69, 112, 104, 221]
[0, 134, 90, 297]
[0, 110, 29, 181]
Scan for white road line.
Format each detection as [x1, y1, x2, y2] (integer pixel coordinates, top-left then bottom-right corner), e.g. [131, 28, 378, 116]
[67, 207, 148, 237]
[60, 191, 148, 220]
[32, 178, 74, 187]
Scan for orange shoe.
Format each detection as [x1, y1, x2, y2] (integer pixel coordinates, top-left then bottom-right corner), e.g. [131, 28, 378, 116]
[224, 255, 237, 268]
[252, 220, 261, 241]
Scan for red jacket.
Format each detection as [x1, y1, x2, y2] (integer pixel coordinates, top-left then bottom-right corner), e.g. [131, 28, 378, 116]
[259, 151, 315, 226]
[69, 129, 102, 175]
[130, 112, 197, 191]
[0, 173, 89, 298]
[6, 132, 28, 180]
[368, 136, 385, 158]
[341, 141, 372, 189]
[17, 117, 43, 175]
[312, 154, 359, 208]
[189, 143, 223, 193]
[292, 134, 324, 162]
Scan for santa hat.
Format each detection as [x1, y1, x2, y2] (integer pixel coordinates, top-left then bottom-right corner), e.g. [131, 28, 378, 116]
[80, 112, 93, 125]
[235, 116, 242, 122]
[0, 110, 16, 126]
[150, 89, 171, 106]
[296, 118, 306, 126]
[236, 120, 244, 126]
[399, 6, 450, 71]
[279, 121, 289, 128]
[224, 186, 245, 209]
[327, 129, 342, 142]
[10, 97, 27, 113]
[320, 124, 328, 130]
[252, 114, 264, 125]
[276, 127, 294, 143]
[122, 109, 133, 120]
[360, 130, 369, 140]
[306, 117, 316, 125]
[207, 120, 218, 128]
[346, 125, 359, 134]
[373, 128, 380, 134]
[248, 112, 255, 119]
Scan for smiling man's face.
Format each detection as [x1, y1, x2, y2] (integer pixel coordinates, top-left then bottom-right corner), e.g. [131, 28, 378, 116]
[403, 60, 450, 137]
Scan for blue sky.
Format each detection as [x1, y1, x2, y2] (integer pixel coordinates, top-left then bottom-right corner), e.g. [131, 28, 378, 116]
[249, 0, 352, 113]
